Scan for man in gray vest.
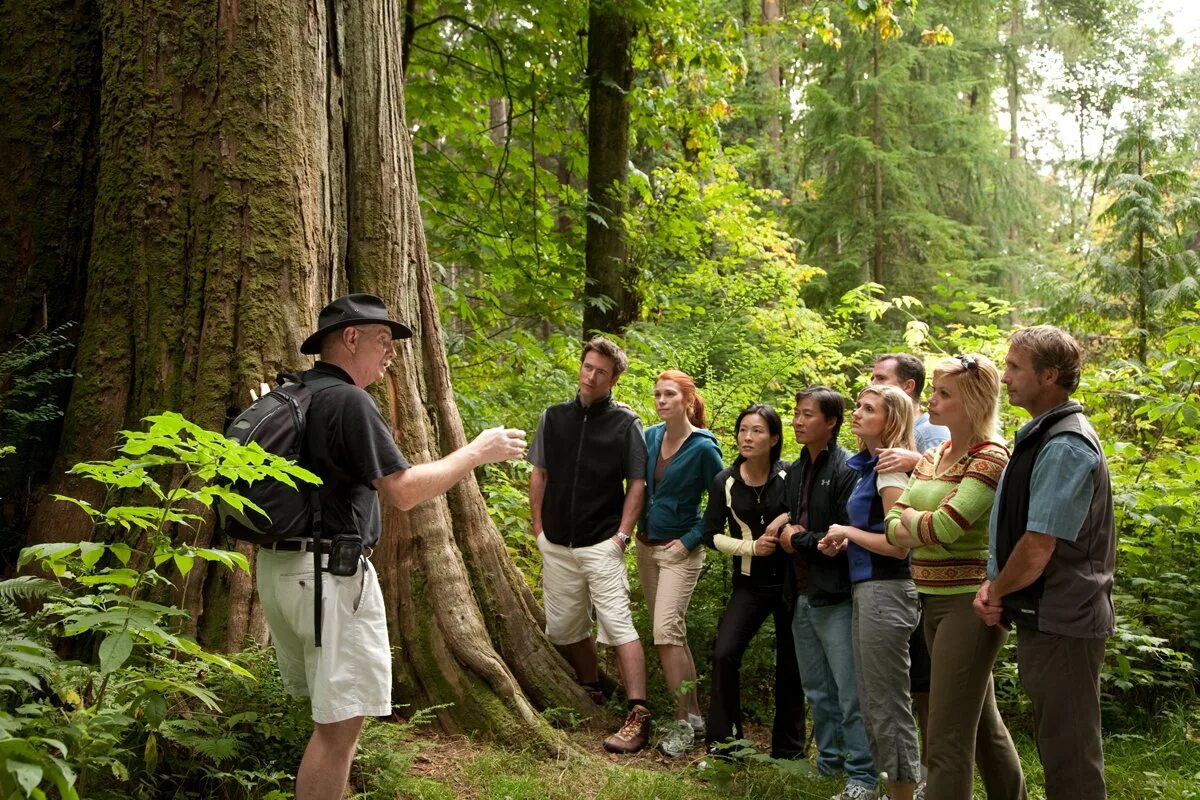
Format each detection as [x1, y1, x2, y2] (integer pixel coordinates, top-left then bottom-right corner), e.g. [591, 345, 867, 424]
[975, 325, 1115, 800]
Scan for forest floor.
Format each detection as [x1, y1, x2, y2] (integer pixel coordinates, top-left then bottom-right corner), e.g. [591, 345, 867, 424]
[351, 709, 1200, 799]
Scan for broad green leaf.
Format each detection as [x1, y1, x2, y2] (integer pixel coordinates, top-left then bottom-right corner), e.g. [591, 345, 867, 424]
[173, 554, 194, 577]
[99, 631, 134, 674]
[6, 756, 43, 795]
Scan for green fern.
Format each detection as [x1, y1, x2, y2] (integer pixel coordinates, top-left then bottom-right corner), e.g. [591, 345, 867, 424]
[0, 575, 60, 603]
[158, 718, 246, 764]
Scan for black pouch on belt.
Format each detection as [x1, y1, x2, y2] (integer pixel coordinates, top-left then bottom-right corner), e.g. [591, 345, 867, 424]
[326, 534, 363, 577]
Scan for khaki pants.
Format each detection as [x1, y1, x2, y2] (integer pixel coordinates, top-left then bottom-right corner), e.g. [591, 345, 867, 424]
[923, 593, 1026, 800]
[635, 539, 704, 646]
[537, 533, 639, 647]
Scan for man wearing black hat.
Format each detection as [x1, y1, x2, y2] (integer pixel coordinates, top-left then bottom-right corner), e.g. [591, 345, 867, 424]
[258, 294, 527, 800]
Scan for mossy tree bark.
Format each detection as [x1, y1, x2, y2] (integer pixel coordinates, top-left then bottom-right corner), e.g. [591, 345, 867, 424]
[18, 0, 590, 743]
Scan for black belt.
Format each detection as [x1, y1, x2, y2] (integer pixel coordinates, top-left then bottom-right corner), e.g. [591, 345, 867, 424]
[264, 539, 374, 558]
[266, 539, 331, 554]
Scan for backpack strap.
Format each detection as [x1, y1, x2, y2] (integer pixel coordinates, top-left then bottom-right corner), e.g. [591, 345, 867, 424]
[291, 370, 351, 649]
[279, 370, 345, 649]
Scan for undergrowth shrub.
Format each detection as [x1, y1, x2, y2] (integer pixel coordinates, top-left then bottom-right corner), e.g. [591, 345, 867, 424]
[0, 412, 317, 799]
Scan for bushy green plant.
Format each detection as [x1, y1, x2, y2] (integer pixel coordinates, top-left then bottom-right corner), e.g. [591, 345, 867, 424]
[1, 412, 318, 799]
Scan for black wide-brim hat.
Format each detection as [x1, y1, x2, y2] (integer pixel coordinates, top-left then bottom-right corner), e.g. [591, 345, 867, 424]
[300, 293, 414, 355]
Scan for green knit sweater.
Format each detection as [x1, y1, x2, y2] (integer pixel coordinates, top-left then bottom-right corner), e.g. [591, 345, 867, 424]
[885, 440, 1010, 595]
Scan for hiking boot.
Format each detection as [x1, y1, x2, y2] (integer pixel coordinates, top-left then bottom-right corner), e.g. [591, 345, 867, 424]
[657, 719, 695, 758]
[603, 704, 651, 754]
[913, 781, 926, 800]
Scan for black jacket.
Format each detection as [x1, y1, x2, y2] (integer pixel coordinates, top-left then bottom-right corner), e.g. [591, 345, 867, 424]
[537, 394, 643, 548]
[784, 442, 858, 606]
[702, 460, 791, 590]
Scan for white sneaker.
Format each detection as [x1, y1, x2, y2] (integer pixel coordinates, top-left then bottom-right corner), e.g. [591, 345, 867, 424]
[831, 784, 877, 800]
[657, 719, 695, 758]
[914, 780, 926, 800]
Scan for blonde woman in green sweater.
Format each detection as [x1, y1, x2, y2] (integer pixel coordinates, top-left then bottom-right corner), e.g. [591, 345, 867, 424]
[884, 355, 1026, 800]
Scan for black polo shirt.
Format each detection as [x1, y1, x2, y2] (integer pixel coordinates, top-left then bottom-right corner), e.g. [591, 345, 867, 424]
[301, 362, 409, 548]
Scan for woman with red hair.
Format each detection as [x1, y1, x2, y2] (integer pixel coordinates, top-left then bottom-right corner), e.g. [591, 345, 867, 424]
[638, 370, 724, 757]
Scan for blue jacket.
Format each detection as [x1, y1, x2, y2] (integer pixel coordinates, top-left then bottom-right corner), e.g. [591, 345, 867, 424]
[641, 424, 724, 551]
[845, 450, 911, 584]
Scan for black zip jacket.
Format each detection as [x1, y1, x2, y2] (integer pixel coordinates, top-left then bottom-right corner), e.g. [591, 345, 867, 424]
[784, 442, 858, 606]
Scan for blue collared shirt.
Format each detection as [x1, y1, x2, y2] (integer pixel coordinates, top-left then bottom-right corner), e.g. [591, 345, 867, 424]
[914, 412, 949, 454]
[987, 403, 1099, 578]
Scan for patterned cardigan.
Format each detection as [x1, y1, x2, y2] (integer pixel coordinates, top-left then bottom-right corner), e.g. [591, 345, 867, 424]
[884, 440, 1010, 595]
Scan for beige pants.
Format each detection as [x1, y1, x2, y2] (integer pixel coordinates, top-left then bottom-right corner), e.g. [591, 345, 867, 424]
[635, 539, 704, 646]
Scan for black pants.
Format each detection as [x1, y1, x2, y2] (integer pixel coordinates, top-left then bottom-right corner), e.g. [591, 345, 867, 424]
[706, 584, 807, 758]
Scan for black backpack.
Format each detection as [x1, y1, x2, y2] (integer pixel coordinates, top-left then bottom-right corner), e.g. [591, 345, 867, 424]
[218, 372, 345, 647]
[217, 373, 344, 544]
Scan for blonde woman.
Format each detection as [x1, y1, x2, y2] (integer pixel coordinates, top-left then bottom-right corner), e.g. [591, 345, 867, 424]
[821, 384, 920, 800]
[883, 356, 1026, 800]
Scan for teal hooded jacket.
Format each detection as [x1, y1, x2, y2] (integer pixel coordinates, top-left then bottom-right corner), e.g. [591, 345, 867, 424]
[641, 423, 725, 551]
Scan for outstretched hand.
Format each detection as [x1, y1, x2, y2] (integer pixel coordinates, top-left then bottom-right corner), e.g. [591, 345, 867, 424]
[471, 427, 528, 465]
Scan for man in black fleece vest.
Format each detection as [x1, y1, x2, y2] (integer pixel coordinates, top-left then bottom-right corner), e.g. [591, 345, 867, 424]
[529, 337, 650, 753]
[975, 325, 1115, 800]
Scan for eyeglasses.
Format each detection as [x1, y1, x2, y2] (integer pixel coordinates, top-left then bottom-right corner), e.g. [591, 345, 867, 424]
[953, 354, 979, 371]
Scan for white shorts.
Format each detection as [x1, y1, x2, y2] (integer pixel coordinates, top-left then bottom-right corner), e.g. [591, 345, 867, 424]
[537, 533, 639, 647]
[256, 548, 392, 724]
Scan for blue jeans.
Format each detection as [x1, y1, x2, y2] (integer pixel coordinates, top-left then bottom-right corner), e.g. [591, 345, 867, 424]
[793, 596, 876, 789]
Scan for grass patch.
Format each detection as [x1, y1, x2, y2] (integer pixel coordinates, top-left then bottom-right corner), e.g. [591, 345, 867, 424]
[350, 705, 1200, 799]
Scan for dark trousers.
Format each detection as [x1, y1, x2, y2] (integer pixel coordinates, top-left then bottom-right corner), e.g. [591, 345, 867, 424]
[706, 585, 806, 759]
[1016, 629, 1108, 800]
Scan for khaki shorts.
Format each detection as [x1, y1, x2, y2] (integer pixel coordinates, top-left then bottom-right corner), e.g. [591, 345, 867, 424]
[635, 539, 705, 646]
[256, 548, 392, 724]
[537, 533, 639, 647]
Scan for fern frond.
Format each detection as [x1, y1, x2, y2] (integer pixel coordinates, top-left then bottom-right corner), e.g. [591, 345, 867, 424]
[0, 575, 60, 602]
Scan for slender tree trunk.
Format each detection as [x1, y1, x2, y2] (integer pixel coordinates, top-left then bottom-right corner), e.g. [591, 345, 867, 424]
[870, 25, 886, 286]
[1006, 0, 1022, 321]
[583, 0, 637, 336]
[1135, 134, 1147, 364]
[762, 0, 782, 153]
[20, 0, 588, 743]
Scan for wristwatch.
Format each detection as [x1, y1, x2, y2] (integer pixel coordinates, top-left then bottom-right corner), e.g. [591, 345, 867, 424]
[616, 531, 631, 547]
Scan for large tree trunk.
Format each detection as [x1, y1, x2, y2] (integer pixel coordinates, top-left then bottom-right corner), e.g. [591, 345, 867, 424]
[20, 0, 588, 743]
[0, 0, 100, 561]
[583, 0, 637, 336]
